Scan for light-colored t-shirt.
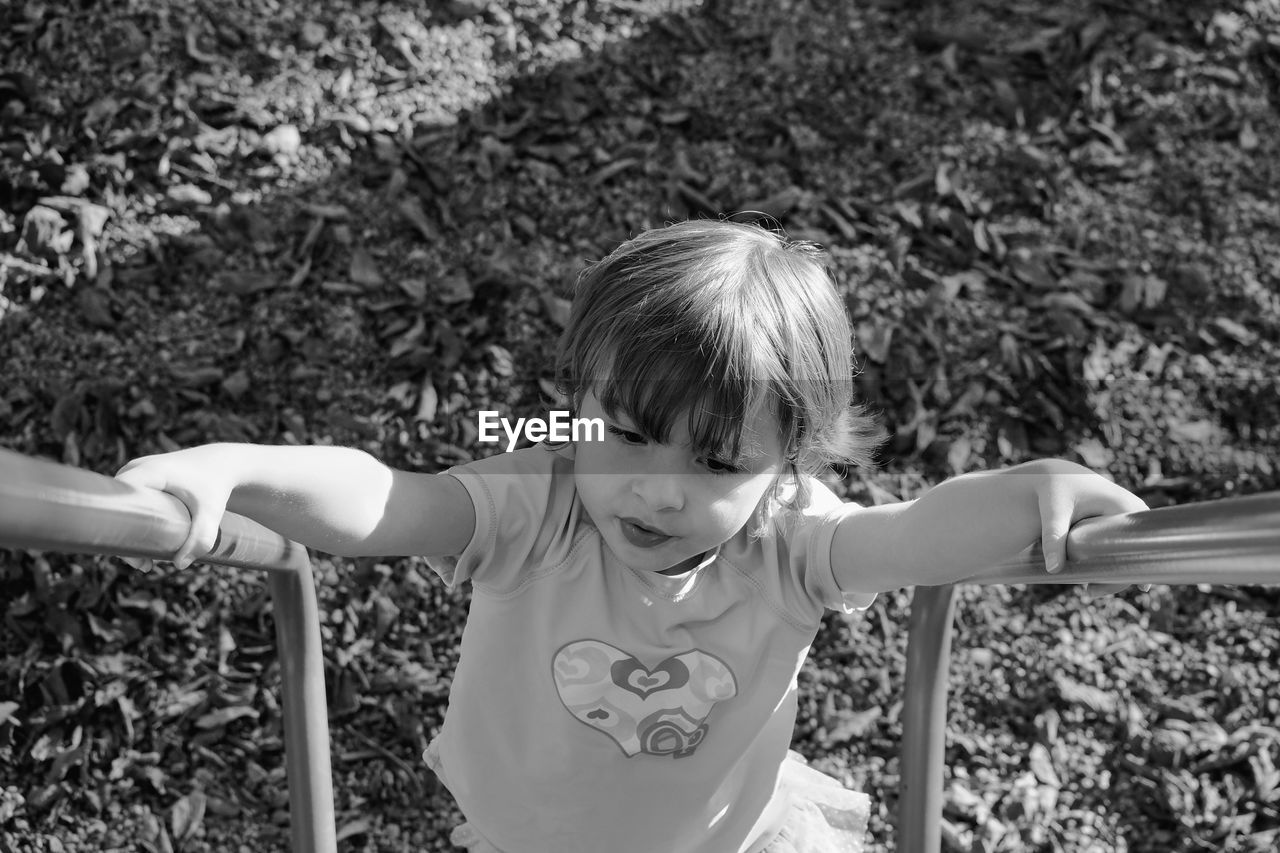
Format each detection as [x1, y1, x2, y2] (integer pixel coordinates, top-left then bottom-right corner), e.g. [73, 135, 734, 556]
[425, 445, 874, 853]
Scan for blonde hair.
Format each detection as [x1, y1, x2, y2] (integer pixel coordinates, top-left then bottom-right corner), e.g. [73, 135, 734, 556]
[555, 219, 880, 511]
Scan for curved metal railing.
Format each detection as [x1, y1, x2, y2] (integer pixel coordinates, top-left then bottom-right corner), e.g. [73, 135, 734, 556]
[2, 446, 1278, 852]
[0, 448, 336, 853]
[900, 490, 1280, 852]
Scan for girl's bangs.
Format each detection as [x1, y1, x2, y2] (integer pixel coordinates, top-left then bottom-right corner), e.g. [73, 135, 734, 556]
[588, 338, 779, 462]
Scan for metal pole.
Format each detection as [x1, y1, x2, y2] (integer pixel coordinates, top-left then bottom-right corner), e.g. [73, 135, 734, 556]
[0, 448, 337, 853]
[898, 584, 957, 853]
[270, 552, 337, 853]
[960, 491, 1280, 587]
[895, 490, 1280, 852]
[9, 447, 1280, 853]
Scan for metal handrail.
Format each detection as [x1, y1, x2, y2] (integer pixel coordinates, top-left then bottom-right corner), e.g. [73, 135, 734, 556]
[5, 446, 1279, 853]
[899, 491, 1280, 852]
[0, 448, 337, 853]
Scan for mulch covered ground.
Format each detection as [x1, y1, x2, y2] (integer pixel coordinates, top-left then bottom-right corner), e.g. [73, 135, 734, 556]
[3, 0, 1280, 850]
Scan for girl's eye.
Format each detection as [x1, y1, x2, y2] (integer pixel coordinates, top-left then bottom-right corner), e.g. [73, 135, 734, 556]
[702, 457, 742, 475]
[606, 425, 646, 445]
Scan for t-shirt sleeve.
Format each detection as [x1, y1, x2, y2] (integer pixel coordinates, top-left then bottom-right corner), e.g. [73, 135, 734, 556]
[424, 446, 575, 593]
[788, 480, 878, 616]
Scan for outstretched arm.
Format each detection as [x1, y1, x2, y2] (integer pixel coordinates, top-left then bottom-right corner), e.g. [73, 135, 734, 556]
[116, 443, 475, 568]
[831, 459, 1148, 593]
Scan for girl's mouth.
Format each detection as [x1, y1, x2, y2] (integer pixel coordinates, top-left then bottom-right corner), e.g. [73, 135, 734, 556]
[619, 517, 673, 548]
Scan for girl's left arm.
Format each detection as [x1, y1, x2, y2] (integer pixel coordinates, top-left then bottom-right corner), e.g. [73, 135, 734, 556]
[830, 459, 1149, 593]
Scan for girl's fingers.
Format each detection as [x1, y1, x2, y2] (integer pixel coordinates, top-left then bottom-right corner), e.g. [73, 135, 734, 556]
[114, 455, 173, 489]
[152, 483, 220, 568]
[119, 556, 152, 573]
[1077, 481, 1150, 518]
[174, 511, 220, 570]
[115, 471, 219, 569]
[1083, 582, 1130, 599]
[1037, 488, 1073, 575]
[119, 556, 184, 573]
[1084, 582, 1154, 599]
[113, 454, 230, 570]
[1043, 476, 1148, 579]
[115, 458, 142, 477]
[1074, 482, 1148, 593]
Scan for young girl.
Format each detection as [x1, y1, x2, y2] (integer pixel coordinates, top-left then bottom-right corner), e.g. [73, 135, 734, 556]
[117, 220, 1147, 853]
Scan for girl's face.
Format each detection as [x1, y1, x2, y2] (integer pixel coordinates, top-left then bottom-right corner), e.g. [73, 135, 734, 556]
[573, 390, 786, 575]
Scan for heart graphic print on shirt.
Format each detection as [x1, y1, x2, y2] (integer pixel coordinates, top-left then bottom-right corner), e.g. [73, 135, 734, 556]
[553, 640, 738, 758]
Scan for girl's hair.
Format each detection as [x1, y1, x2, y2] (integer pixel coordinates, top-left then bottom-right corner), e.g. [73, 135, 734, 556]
[555, 219, 881, 513]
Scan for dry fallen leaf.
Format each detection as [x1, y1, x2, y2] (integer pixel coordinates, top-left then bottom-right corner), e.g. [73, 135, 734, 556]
[78, 288, 114, 328]
[1028, 743, 1062, 788]
[211, 271, 276, 294]
[170, 791, 207, 844]
[399, 196, 440, 242]
[822, 706, 882, 747]
[349, 248, 385, 289]
[261, 124, 302, 158]
[541, 293, 572, 328]
[194, 706, 259, 730]
[1054, 673, 1117, 714]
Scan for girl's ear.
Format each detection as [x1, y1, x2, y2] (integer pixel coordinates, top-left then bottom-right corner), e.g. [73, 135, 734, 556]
[544, 379, 578, 416]
[562, 385, 584, 419]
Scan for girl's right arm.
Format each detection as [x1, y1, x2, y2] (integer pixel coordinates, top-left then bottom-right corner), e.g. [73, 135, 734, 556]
[115, 443, 475, 569]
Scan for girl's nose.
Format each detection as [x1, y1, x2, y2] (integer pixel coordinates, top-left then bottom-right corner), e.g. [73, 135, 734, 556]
[631, 472, 684, 512]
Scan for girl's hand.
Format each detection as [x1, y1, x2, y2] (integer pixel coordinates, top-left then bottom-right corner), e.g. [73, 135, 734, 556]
[115, 446, 238, 570]
[1035, 461, 1150, 597]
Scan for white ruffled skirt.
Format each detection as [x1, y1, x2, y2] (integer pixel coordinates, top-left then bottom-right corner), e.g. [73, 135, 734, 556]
[424, 740, 869, 853]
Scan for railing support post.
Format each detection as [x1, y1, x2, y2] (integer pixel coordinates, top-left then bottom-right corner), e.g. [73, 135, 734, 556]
[270, 554, 337, 853]
[899, 583, 958, 853]
[0, 448, 338, 853]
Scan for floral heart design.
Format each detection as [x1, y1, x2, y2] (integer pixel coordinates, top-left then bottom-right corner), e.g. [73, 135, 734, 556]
[553, 640, 737, 758]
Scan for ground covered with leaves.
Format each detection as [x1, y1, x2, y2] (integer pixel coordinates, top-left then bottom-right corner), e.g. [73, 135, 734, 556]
[3, 0, 1280, 850]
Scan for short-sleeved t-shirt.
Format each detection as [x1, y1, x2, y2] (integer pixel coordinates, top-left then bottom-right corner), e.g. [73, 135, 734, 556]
[425, 445, 873, 853]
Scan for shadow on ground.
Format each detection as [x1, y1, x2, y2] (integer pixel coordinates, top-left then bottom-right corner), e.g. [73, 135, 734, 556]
[2, 0, 1279, 850]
